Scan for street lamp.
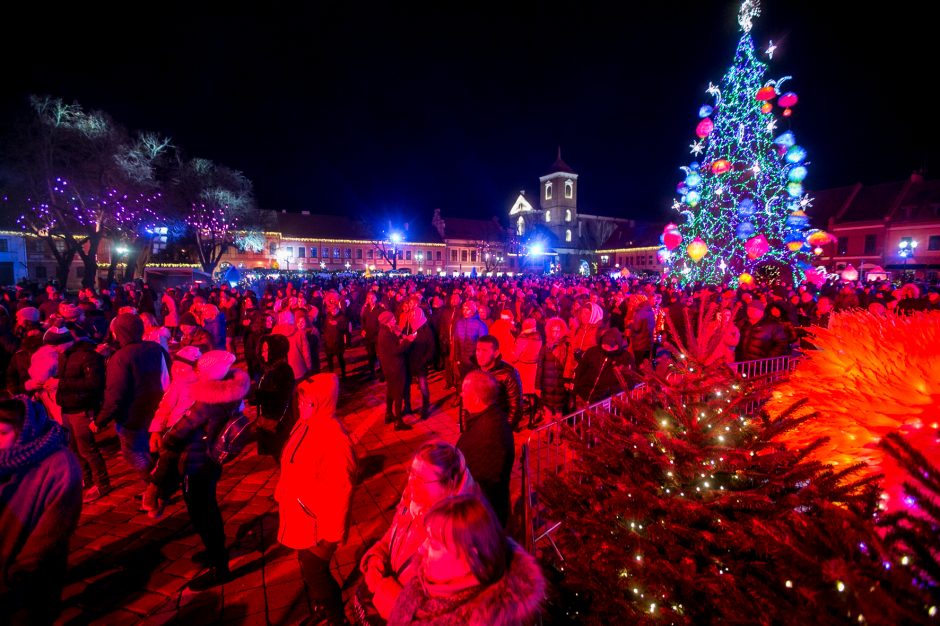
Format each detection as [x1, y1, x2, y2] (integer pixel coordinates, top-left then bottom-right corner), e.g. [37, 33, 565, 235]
[416, 252, 423, 272]
[898, 239, 918, 274]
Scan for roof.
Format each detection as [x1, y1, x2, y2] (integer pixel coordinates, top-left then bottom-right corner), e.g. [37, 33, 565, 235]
[895, 178, 940, 221]
[276, 212, 443, 244]
[543, 147, 576, 176]
[599, 221, 662, 249]
[836, 181, 906, 223]
[806, 184, 858, 229]
[439, 217, 506, 242]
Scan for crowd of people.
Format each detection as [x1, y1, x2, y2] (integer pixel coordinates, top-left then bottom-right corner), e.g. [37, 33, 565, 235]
[0, 271, 937, 624]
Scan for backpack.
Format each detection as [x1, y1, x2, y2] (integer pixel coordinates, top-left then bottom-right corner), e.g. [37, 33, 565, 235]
[208, 409, 254, 465]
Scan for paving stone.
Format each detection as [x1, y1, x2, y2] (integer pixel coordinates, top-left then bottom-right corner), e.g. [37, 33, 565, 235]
[124, 590, 174, 616]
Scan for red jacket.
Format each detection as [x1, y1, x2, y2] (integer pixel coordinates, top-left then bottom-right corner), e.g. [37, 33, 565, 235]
[275, 373, 355, 548]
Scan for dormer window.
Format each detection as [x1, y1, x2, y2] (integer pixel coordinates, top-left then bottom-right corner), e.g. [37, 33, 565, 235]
[565, 179, 573, 199]
[545, 210, 551, 223]
[565, 229, 572, 242]
[545, 181, 552, 200]
[565, 209, 572, 222]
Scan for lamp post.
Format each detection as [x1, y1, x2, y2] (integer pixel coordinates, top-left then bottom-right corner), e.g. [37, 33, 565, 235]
[416, 252, 423, 272]
[389, 232, 402, 270]
[898, 239, 918, 277]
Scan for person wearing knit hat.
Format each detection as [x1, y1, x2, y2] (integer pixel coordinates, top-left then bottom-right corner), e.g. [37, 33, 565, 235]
[43, 326, 74, 347]
[58, 302, 82, 322]
[15, 306, 40, 325]
[376, 310, 415, 431]
[178, 311, 214, 355]
[196, 350, 237, 382]
[573, 325, 635, 406]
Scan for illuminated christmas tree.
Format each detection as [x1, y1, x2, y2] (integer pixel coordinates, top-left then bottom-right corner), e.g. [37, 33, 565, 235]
[663, 0, 817, 285]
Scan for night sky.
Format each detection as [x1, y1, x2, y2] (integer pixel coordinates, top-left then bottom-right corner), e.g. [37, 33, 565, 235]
[4, 2, 936, 226]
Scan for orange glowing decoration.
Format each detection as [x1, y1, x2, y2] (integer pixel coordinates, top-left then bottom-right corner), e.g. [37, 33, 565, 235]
[806, 230, 834, 247]
[786, 240, 804, 252]
[686, 237, 708, 262]
[711, 159, 731, 175]
[768, 310, 940, 515]
[760, 102, 773, 114]
[777, 91, 798, 117]
[756, 86, 777, 101]
[738, 272, 754, 286]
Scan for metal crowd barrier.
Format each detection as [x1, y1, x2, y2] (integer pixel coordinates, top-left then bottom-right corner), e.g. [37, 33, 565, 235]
[520, 354, 798, 556]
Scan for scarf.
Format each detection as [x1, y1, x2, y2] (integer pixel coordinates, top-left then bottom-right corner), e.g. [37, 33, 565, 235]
[0, 397, 69, 477]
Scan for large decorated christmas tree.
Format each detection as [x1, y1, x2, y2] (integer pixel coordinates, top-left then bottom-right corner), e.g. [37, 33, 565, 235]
[663, 0, 821, 285]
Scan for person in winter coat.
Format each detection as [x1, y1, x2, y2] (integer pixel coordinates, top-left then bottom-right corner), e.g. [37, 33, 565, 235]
[92, 313, 169, 498]
[359, 442, 478, 622]
[295, 308, 321, 376]
[438, 293, 462, 390]
[276, 373, 356, 625]
[141, 312, 171, 350]
[142, 346, 202, 518]
[452, 301, 488, 406]
[630, 297, 655, 365]
[5, 332, 41, 395]
[56, 325, 109, 503]
[574, 328, 635, 405]
[321, 293, 351, 378]
[387, 494, 545, 626]
[537, 317, 570, 419]
[360, 291, 386, 378]
[273, 310, 313, 382]
[162, 351, 250, 590]
[405, 306, 436, 420]
[0, 397, 83, 625]
[565, 302, 604, 380]
[178, 312, 214, 354]
[377, 311, 416, 431]
[456, 371, 514, 527]
[199, 303, 226, 349]
[488, 310, 517, 363]
[512, 318, 543, 429]
[474, 335, 524, 432]
[253, 334, 296, 458]
[244, 301, 275, 381]
[161, 288, 180, 335]
[706, 308, 740, 366]
[735, 301, 791, 361]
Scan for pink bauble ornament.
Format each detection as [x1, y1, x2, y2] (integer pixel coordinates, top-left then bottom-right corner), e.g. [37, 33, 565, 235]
[745, 234, 770, 259]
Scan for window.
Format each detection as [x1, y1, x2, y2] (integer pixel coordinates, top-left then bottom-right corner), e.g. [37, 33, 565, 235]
[357, 249, 363, 259]
[545, 181, 552, 200]
[310, 247, 317, 258]
[565, 229, 572, 242]
[35, 265, 47, 279]
[545, 210, 551, 223]
[470, 251, 477, 262]
[928, 235, 940, 251]
[396, 250, 403, 260]
[0, 239, 7, 252]
[565, 179, 573, 199]
[565, 209, 572, 222]
[322, 247, 329, 258]
[436, 251, 442, 261]
[406, 250, 411, 261]
[649, 255, 654, 265]
[461, 250, 468, 262]
[517, 216, 525, 236]
[286, 246, 293, 256]
[367, 249, 373, 259]
[451, 249, 458, 262]
[837, 237, 848, 255]
[427, 251, 433, 263]
[345, 248, 351, 259]
[864, 235, 876, 255]
[297, 246, 305, 258]
[269, 242, 277, 255]
[333, 248, 340, 258]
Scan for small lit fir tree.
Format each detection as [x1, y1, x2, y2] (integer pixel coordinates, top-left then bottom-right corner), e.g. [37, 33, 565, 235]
[663, 1, 818, 286]
[539, 306, 934, 625]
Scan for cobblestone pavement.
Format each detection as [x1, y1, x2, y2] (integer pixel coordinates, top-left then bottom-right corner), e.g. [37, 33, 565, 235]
[56, 344, 530, 625]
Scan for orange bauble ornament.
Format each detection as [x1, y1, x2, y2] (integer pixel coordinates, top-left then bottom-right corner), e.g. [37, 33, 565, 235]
[686, 237, 708, 262]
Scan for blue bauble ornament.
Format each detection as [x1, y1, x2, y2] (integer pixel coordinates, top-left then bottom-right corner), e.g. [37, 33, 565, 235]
[787, 182, 804, 198]
[690, 162, 701, 171]
[786, 145, 807, 164]
[698, 105, 713, 118]
[737, 198, 757, 216]
[677, 182, 689, 195]
[788, 165, 808, 182]
[736, 221, 755, 240]
[775, 131, 796, 148]
[685, 172, 702, 188]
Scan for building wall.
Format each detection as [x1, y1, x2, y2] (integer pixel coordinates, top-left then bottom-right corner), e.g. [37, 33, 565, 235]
[0, 232, 29, 286]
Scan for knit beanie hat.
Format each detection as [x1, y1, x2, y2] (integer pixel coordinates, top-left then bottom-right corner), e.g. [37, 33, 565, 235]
[112, 312, 145, 346]
[43, 326, 73, 346]
[197, 350, 236, 382]
[15, 307, 40, 324]
[58, 302, 82, 320]
[378, 311, 396, 327]
[174, 346, 202, 367]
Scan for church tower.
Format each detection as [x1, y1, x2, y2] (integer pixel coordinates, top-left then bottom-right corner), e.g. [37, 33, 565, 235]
[539, 147, 578, 246]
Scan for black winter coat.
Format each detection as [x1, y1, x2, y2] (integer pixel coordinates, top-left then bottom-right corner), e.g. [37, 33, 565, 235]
[736, 319, 790, 361]
[377, 326, 412, 401]
[479, 359, 524, 428]
[630, 304, 655, 353]
[536, 341, 569, 412]
[360, 303, 386, 342]
[163, 369, 250, 475]
[573, 345, 635, 404]
[56, 340, 105, 413]
[456, 405, 514, 526]
[407, 323, 436, 376]
[322, 311, 350, 352]
[179, 327, 214, 354]
[95, 340, 168, 431]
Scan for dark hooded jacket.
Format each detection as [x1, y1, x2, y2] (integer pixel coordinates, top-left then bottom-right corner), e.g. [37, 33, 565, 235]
[573, 343, 635, 404]
[254, 334, 296, 457]
[56, 339, 105, 413]
[95, 313, 169, 431]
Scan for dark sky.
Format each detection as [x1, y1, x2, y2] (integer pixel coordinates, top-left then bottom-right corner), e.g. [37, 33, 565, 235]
[4, 1, 936, 225]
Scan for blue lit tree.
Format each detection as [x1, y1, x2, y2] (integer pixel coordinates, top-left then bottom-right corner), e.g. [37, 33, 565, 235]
[665, 1, 815, 286]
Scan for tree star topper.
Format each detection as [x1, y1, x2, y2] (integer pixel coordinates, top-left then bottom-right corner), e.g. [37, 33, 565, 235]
[738, 0, 761, 33]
